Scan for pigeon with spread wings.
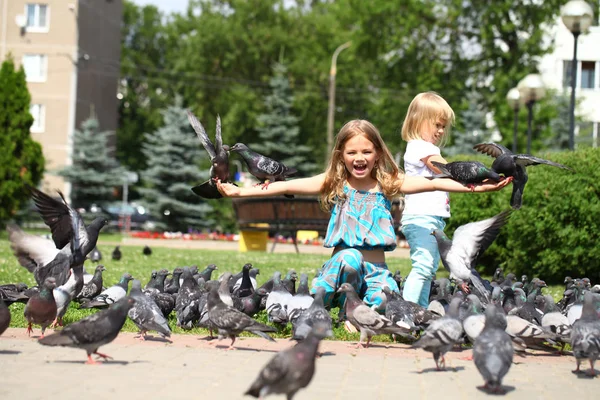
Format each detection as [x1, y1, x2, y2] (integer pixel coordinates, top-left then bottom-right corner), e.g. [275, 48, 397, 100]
[187, 110, 233, 199]
[473, 142, 572, 209]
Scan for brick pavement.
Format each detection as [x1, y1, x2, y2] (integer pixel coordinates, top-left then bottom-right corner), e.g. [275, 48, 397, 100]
[0, 328, 596, 400]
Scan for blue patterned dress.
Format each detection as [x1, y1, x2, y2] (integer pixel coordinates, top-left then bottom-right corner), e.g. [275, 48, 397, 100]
[310, 186, 400, 310]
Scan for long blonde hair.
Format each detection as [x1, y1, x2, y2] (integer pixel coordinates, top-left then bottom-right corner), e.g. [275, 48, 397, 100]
[401, 92, 455, 147]
[320, 120, 402, 211]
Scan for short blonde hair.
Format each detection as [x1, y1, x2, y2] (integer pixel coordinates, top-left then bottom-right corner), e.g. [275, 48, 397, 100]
[320, 120, 402, 211]
[401, 92, 455, 147]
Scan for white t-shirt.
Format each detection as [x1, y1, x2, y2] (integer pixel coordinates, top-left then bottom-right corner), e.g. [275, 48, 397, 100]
[402, 139, 451, 218]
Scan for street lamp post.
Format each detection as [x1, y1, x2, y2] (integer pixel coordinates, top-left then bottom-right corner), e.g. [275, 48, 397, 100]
[506, 88, 521, 153]
[326, 41, 351, 164]
[517, 74, 546, 154]
[561, 0, 594, 151]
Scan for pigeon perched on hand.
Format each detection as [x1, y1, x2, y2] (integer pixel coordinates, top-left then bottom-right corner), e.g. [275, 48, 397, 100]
[430, 161, 503, 189]
[432, 210, 511, 303]
[39, 296, 135, 364]
[246, 322, 332, 400]
[570, 291, 600, 376]
[229, 143, 297, 196]
[473, 305, 513, 394]
[24, 277, 57, 338]
[187, 110, 232, 199]
[473, 142, 573, 209]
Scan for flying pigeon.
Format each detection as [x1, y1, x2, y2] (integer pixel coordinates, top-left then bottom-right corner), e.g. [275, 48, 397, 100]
[337, 283, 414, 348]
[89, 246, 102, 263]
[74, 265, 106, 302]
[430, 161, 503, 189]
[473, 142, 573, 209]
[128, 280, 171, 340]
[142, 245, 152, 256]
[187, 111, 232, 199]
[473, 305, 514, 394]
[432, 210, 511, 303]
[79, 273, 133, 309]
[111, 246, 122, 261]
[245, 322, 332, 400]
[229, 143, 297, 196]
[0, 299, 11, 336]
[39, 296, 136, 364]
[570, 292, 600, 376]
[24, 277, 57, 338]
[412, 297, 464, 370]
[207, 285, 276, 349]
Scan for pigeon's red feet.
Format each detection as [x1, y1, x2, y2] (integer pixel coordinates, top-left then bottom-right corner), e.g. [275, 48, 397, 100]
[26, 323, 33, 337]
[86, 355, 101, 365]
[459, 282, 470, 294]
[467, 184, 476, 192]
[259, 180, 271, 190]
[94, 351, 113, 361]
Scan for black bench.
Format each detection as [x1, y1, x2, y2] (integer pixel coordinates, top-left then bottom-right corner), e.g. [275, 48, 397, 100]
[232, 196, 404, 253]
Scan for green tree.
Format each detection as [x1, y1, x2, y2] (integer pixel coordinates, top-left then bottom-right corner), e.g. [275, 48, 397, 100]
[446, 91, 492, 157]
[251, 62, 316, 177]
[139, 100, 212, 232]
[57, 117, 125, 208]
[0, 55, 44, 226]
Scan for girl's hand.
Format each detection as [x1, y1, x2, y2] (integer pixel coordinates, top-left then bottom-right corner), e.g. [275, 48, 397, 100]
[216, 180, 241, 197]
[472, 176, 513, 192]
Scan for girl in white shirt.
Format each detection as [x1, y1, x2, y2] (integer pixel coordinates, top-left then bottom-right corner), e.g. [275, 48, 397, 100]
[400, 92, 455, 307]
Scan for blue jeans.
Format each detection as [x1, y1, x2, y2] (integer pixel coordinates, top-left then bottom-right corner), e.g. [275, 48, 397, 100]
[401, 215, 446, 307]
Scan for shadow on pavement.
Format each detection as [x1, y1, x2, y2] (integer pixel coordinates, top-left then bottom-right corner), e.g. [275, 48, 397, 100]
[476, 384, 516, 395]
[414, 366, 466, 374]
[0, 350, 21, 355]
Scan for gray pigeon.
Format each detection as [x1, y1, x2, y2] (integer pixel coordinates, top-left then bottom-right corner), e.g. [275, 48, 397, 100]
[207, 286, 276, 349]
[175, 268, 202, 330]
[245, 322, 332, 400]
[412, 297, 464, 370]
[218, 272, 234, 307]
[79, 273, 133, 309]
[89, 246, 102, 263]
[337, 283, 413, 348]
[75, 265, 105, 302]
[432, 210, 511, 303]
[473, 305, 514, 394]
[24, 277, 57, 338]
[128, 280, 171, 340]
[187, 111, 232, 199]
[111, 246, 122, 261]
[0, 299, 11, 336]
[430, 161, 503, 189]
[52, 270, 80, 327]
[473, 142, 573, 209]
[39, 296, 135, 364]
[229, 143, 297, 196]
[266, 271, 292, 325]
[292, 287, 332, 342]
[198, 264, 218, 282]
[287, 274, 314, 327]
[570, 292, 600, 376]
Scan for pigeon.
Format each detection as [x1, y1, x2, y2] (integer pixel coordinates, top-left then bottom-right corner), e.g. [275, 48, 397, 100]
[570, 292, 600, 376]
[508, 288, 543, 325]
[52, 271, 80, 327]
[0, 283, 33, 306]
[142, 245, 152, 256]
[541, 295, 571, 350]
[492, 268, 504, 284]
[291, 287, 332, 341]
[462, 294, 486, 343]
[79, 273, 133, 309]
[89, 246, 102, 263]
[473, 305, 514, 394]
[175, 268, 202, 330]
[0, 299, 11, 336]
[412, 297, 464, 370]
[282, 270, 298, 295]
[111, 246, 122, 261]
[207, 285, 276, 349]
[24, 277, 57, 338]
[430, 161, 503, 189]
[198, 264, 218, 282]
[337, 283, 414, 348]
[164, 267, 183, 294]
[229, 143, 297, 197]
[231, 263, 257, 297]
[245, 322, 332, 400]
[473, 142, 573, 209]
[74, 265, 105, 302]
[39, 296, 136, 364]
[432, 210, 511, 303]
[266, 272, 292, 325]
[128, 280, 171, 340]
[287, 274, 314, 327]
[383, 287, 419, 332]
[187, 111, 232, 199]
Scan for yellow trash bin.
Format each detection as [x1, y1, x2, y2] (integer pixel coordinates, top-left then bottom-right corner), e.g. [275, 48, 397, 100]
[239, 224, 269, 252]
[296, 230, 319, 242]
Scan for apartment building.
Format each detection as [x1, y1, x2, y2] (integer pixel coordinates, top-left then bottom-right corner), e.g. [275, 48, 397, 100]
[0, 0, 122, 196]
[539, 4, 600, 148]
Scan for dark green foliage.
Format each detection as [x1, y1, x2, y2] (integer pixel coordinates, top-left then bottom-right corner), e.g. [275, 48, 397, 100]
[139, 100, 212, 232]
[446, 148, 600, 284]
[57, 118, 125, 208]
[251, 62, 317, 177]
[446, 91, 492, 157]
[0, 56, 44, 227]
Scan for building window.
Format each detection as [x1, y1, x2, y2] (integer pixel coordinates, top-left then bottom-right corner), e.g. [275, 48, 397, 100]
[22, 54, 47, 82]
[30, 104, 45, 133]
[562, 60, 572, 89]
[25, 4, 49, 32]
[581, 61, 595, 89]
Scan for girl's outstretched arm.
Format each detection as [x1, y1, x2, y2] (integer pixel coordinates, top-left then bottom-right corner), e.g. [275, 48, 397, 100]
[400, 175, 512, 194]
[216, 173, 326, 197]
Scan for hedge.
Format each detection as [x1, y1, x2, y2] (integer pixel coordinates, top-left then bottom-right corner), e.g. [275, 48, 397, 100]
[443, 147, 600, 284]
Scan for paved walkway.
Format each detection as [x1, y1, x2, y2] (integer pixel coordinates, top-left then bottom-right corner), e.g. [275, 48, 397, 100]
[100, 237, 412, 258]
[0, 328, 595, 399]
